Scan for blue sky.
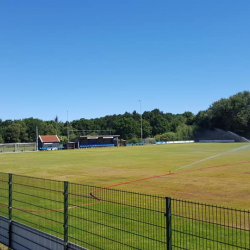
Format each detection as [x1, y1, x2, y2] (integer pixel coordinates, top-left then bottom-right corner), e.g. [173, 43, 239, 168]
[1, 0, 249, 122]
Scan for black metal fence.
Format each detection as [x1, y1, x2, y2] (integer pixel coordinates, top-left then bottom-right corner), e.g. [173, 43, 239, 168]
[0, 173, 249, 250]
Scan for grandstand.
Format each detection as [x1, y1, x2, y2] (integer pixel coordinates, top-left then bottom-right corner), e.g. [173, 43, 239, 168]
[71, 135, 119, 148]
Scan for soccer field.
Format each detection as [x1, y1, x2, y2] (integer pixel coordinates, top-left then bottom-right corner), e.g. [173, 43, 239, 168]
[0, 142, 249, 209]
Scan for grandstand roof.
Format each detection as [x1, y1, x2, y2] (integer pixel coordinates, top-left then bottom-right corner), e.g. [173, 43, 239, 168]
[77, 135, 119, 138]
[39, 135, 60, 143]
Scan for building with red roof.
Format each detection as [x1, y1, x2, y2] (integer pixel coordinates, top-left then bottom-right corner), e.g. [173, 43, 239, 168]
[38, 135, 60, 150]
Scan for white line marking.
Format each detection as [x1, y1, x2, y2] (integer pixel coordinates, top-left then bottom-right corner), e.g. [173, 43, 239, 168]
[174, 144, 250, 172]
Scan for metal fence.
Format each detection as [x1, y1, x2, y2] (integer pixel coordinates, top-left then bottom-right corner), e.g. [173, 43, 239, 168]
[0, 143, 37, 153]
[0, 173, 249, 250]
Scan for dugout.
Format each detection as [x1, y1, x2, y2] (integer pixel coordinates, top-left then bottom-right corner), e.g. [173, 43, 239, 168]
[66, 142, 75, 149]
[71, 135, 119, 148]
[119, 139, 126, 146]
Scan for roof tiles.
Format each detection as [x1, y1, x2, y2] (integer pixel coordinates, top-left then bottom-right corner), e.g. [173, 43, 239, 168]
[40, 135, 60, 143]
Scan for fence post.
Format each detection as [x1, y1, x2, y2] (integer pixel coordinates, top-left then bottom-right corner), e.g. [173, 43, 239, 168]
[8, 173, 12, 249]
[64, 181, 69, 250]
[165, 197, 172, 250]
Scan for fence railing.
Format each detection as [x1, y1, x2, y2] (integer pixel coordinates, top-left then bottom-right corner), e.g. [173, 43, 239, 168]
[0, 143, 37, 153]
[0, 173, 249, 250]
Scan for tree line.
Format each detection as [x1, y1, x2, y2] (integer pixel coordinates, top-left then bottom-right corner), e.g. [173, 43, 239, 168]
[0, 91, 249, 144]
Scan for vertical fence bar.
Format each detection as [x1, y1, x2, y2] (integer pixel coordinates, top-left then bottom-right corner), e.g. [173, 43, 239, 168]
[165, 197, 172, 250]
[8, 173, 12, 249]
[64, 181, 69, 250]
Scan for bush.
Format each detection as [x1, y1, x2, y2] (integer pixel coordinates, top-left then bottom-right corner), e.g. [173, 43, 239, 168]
[127, 137, 140, 143]
[160, 132, 177, 141]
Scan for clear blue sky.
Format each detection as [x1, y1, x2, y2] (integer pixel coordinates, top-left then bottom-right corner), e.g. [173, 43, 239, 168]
[1, 0, 249, 122]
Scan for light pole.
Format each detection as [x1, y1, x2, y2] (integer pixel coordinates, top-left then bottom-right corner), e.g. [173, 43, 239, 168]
[139, 100, 143, 142]
[67, 110, 69, 142]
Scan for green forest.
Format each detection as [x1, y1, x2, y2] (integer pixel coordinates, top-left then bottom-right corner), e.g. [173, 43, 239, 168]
[0, 91, 250, 144]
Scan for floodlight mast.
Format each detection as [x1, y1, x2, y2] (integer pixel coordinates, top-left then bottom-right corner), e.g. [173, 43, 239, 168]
[139, 100, 143, 142]
[67, 110, 69, 142]
[36, 126, 38, 151]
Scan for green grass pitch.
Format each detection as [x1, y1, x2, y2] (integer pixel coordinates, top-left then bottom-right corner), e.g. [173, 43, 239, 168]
[0, 142, 249, 210]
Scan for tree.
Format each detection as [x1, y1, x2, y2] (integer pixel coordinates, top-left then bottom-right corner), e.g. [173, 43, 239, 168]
[194, 110, 212, 129]
[183, 112, 195, 125]
[23, 118, 45, 141]
[175, 124, 194, 140]
[151, 115, 170, 135]
[1, 91, 249, 142]
[44, 122, 57, 135]
[209, 98, 231, 130]
[141, 120, 152, 138]
[4, 121, 28, 143]
[114, 117, 139, 140]
[170, 115, 186, 132]
[58, 135, 68, 145]
[54, 115, 59, 123]
[160, 132, 177, 141]
[209, 91, 250, 136]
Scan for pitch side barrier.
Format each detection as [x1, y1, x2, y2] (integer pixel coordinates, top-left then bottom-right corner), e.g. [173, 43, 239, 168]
[0, 216, 88, 250]
[156, 140, 194, 145]
[199, 140, 235, 143]
[0, 171, 249, 250]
